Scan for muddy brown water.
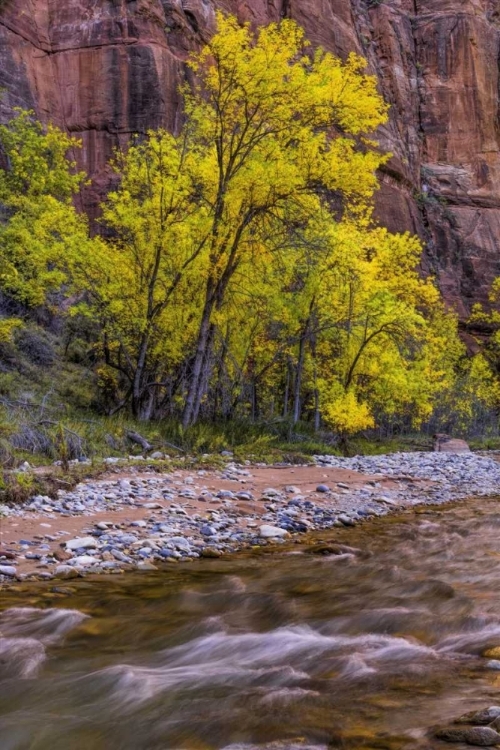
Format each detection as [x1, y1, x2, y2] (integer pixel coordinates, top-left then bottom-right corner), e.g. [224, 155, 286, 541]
[2, 499, 500, 749]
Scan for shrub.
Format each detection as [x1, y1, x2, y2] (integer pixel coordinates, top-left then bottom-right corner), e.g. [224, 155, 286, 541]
[0, 470, 35, 504]
[15, 327, 55, 367]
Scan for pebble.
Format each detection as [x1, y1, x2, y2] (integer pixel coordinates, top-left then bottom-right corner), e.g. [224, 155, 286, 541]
[3, 452, 500, 582]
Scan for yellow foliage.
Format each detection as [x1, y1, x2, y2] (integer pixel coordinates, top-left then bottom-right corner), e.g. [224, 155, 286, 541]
[322, 388, 375, 434]
[0, 17, 484, 433]
[0, 318, 22, 343]
[0, 110, 89, 307]
[72, 12, 393, 421]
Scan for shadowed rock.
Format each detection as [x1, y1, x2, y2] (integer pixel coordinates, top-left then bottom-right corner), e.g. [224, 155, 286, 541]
[433, 434, 471, 453]
[435, 725, 500, 745]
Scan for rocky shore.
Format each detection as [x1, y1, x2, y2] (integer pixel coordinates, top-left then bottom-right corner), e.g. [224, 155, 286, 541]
[1, 450, 500, 582]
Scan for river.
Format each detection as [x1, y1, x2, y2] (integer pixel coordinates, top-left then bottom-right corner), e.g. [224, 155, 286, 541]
[2, 498, 500, 749]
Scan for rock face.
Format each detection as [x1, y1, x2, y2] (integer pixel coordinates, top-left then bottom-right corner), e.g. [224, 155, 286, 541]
[1, 0, 500, 313]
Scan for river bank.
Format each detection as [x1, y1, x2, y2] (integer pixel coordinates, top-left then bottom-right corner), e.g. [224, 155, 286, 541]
[1, 450, 500, 582]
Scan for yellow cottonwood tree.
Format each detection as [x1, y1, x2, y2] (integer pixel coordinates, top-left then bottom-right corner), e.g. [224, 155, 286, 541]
[70, 130, 209, 418]
[267, 215, 463, 435]
[86, 12, 389, 421]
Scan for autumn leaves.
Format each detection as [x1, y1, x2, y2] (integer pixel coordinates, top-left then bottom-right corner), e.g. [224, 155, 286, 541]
[0, 13, 494, 434]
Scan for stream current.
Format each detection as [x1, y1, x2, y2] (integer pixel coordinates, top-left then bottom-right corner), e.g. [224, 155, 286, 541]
[2, 498, 500, 749]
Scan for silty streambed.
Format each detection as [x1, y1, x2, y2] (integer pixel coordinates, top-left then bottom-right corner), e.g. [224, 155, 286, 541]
[2, 499, 500, 749]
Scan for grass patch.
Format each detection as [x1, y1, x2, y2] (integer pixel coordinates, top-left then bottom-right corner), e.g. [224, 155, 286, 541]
[468, 436, 500, 451]
[345, 434, 434, 457]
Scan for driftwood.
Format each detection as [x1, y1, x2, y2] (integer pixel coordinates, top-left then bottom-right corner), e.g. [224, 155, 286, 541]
[126, 431, 153, 452]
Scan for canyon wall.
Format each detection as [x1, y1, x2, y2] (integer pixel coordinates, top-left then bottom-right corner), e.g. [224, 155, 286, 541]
[1, 0, 499, 314]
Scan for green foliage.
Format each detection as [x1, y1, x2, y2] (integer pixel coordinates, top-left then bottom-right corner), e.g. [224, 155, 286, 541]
[0, 470, 35, 504]
[0, 109, 89, 307]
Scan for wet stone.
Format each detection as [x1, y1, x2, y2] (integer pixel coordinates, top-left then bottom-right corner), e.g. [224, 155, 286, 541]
[435, 726, 500, 745]
[339, 515, 357, 527]
[455, 707, 500, 726]
[200, 547, 222, 558]
[55, 565, 80, 579]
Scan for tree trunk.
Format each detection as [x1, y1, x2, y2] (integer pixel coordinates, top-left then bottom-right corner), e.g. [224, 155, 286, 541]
[131, 334, 150, 418]
[292, 332, 307, 425]
[126, 431, 152, 451]
[292, 302, 316, 425]
[314, 388, 320, 431]
[283, 364, 290, 418]
[192, 324, 215, 424]
[251, 380, 259, 421]
[182, 298, 214, 428]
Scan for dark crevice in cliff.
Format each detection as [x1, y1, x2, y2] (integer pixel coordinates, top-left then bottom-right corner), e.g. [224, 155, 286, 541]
[183, 10, 199, 34]
[408, 2, 441, 274]
[497, 34, 500, 140]
[377, 162, 414, 194]
[281, 0, 291, 19]
[0, 18, 50, 51]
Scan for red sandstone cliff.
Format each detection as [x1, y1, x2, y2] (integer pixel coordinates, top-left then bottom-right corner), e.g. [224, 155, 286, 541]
[1, 0, 499, 314]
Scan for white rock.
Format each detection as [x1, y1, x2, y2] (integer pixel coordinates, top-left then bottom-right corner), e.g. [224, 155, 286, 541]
[0, 565, 17, 576]
[259, 525, 289, 539]
[72, 555, 98, 567]
[65, 537, 98, 551]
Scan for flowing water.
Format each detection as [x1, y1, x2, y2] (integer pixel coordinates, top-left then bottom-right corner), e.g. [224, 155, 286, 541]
[3, 499, 500, 749]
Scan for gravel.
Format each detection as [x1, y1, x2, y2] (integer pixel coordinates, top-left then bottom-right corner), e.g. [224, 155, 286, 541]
[1, 451, 500, 582]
